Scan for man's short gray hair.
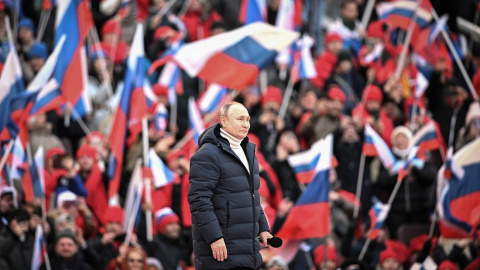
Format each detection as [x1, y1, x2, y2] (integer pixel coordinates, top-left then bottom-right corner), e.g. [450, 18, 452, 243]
[218, 101, 243, 122]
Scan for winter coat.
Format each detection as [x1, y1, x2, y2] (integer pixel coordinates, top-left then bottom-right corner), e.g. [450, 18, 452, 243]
[188, 124, 270, 270]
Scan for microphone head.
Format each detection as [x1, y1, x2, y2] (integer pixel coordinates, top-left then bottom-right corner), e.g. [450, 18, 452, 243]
[268, 236, 283, 248]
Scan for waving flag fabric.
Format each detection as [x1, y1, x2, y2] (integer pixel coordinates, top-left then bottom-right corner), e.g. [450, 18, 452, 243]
[10, 136, 26, 180]
[151, 103, 168, 134]
[437, 139, 480, 238]
[239, 0, 267, 25]
[415, 71, 428, 99]
[390, 146, 424, 181]
[108, 24, 148, 201]
[368, 202, 391, 240]
[23, 146, 46, 202]
[156, 42, 184, 106]
[277, 134, 333, 240]
[363, 124, 396, 169]
[32, 224, 47, 270]
[54, 0, 93, 106]
[413, 14, 448, 52]
[198, 84, 228, 114]
[147, 149, 175, 189]
[290, 35, 317, 83]
[0, 43, 24, 141]
[122, 160, 144, 232]
[411, 121, 444, 152]
[188, 97, 205, 146]
[287, 136, 324, 184]
[376, 0, 433, 30]
[154, 22, 298, 89]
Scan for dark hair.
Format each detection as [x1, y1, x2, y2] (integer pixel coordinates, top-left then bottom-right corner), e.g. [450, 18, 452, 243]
[8, 208, 30, 223]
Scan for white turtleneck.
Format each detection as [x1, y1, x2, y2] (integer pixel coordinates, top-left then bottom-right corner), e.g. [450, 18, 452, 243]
[220, 128, 250, 174]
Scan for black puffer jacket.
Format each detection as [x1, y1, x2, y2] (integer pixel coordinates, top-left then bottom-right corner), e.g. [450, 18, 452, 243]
[188, 124, 269, 270]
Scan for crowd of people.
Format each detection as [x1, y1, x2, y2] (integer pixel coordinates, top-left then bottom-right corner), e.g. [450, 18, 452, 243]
[1, 0, 480, 269]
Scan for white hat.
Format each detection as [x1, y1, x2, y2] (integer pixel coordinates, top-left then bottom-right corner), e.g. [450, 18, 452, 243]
[466, 102, 480, 125]
[56, 191, 78, 207]
[391, 126, 413, 145]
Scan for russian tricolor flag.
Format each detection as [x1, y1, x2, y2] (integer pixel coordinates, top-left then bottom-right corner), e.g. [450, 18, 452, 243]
[32, 224, 48, 270]
[147, 149, 175, 189]
[54, 0, 93, 107]
[363, 124, 396, 170]
[411, 121, 444, 152]
[198, 84, 228, 114]
[239, 0, 267, 25]
[287, 136, 324, 184]
[368, 202, 390, 240]
[122, 160, 144, 232]
[23, 146, 46, 202]
[156, 42, 184, 106]
[108, 24, 149, 202]
[10, 136, 26, 180]
[188, 97, 205, 146]
[158, 22, 298, 89]
[390, 147, 424, 181]
[277, 134, 333, 240]
[151, 103, 168, 135]
[437, 139, 480, 238]
[376, 0, 433, 30]
[290, 35, 317, 83]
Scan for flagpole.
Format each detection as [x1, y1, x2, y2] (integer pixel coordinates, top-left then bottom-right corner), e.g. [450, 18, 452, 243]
[141, 117, 153, 242]
[394, 0, 422, 79]
[353, 153, 366, 219]
[169, 98, 178, 137]
[36, 8, 52, 42]
[432, 10, 479, 101]
[410, 101, 418, 131]
[67, 103, 92, 136]
[361, 0, 376, 32]
[359, 179, 402, 260]
[447, 109, 458, 148]
[0, 140, 14, 173]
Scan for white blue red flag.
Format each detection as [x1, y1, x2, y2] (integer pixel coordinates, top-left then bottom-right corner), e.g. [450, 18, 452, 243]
[188, 97, 205, 146]
[32, 224, 48, 270]
[376, 0, 433, 30]
[151, 103, 168, 135]
[122, 160, 144, 232]
[239, 0, 267, 25]
[390, 146, 424, 181]
[108, 24, 149, 202]
[277, 134, 332, 240]
[156, 42, 184, 106]
[53, 0, 93, 107]
[147, 149, 175, 189]
[411, 121, 445, 153]
[152, 22, 298, 89]
[198, 84, 228, 114]
[23, 146, 46, 202]
[290, 35, 317, 83]
[363, 124, 396, 169]
[368, 202, 390, 240]
[287, 136, 324, 184]
[437, 139, 480, 238]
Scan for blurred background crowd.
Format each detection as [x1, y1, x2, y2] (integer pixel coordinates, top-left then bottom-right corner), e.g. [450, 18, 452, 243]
[1, 0, 480, 269]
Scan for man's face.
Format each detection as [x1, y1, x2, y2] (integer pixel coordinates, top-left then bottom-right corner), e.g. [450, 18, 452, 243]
[105, 221, 122, 235]
[381, 258, 400, 270]
[342, 3, 358, 21]
[162, 222, 181, 239]
[29, 57, 45, 73]
[55, 238, 78, 260]
[0, 193, 14, 213]
[327, 41, 343, 55]
[221, 104, 251, 140]
[78, 155, 94, 172]
[18, 27, 33, 43]
[327, 99, 344, 117]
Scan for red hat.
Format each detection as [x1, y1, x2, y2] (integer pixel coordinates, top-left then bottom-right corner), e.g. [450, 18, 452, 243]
[408, 234, 428, 254]
[439, 260, 458, 270]
[261, 86, 282, 107]
[379, 248, 400, 264]
[76, 144, 97, 162]
[367, 21, 385, 38]
[314, 245, 336, 266]
[385, 240, 408, 263]
[363, 85, 383, 103]
[154, 26, 176, 40]
[101, 20, 122, 37]
[166, 148, 188, 164]
[86, 131, 106, 145]
[155, 207, 180, 233]
[152, 84, 168, 97]
[103, 206, 124, 225]
[325, 32, 343, 44]
[46, 147, 66, 161]
[327, 87, 346, 103]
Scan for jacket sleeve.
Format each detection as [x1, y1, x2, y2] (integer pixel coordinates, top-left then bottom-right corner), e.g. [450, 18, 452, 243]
[188, 148, 223, 244]
[258, 203, 270, 234]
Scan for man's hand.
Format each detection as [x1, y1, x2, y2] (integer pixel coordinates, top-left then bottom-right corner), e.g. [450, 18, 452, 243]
[258, 231, 273, 247]
[210, 238, 227, 261]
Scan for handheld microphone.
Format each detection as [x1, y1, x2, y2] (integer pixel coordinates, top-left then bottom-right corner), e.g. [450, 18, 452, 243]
[258, 236, 283, 248]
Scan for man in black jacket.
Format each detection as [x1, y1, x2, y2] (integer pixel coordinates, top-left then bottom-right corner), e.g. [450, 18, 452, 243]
[188, 102, 272, 270]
